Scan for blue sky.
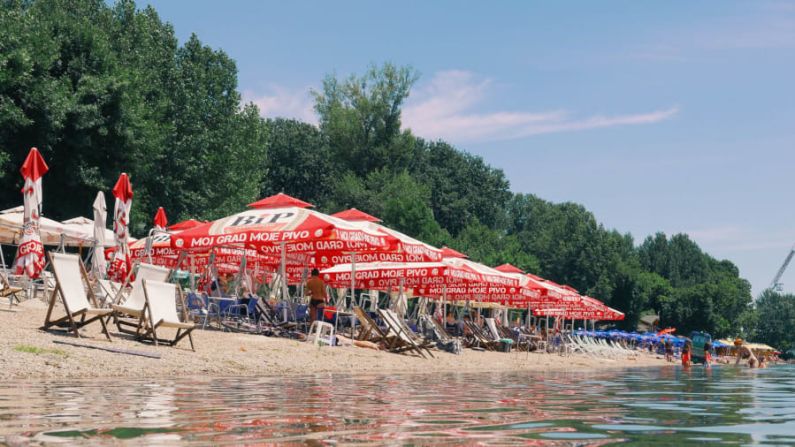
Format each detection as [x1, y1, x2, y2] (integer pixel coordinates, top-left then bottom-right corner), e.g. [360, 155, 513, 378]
[144, 0, 795, 295]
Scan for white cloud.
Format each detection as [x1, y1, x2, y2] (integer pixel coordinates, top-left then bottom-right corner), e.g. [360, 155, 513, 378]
[402, 70, 678, 144]
[243, 86, 317, 124]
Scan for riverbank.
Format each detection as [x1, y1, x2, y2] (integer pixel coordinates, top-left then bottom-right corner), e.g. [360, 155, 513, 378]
[0, 299, 668, 380]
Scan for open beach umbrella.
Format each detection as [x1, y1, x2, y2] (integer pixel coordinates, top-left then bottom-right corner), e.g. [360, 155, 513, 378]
[328, 208, 443, 264]
[107, 173, 133, 281]
[168, 219, 206, 232]
[13, 147, 49, 279]
[0, 206, 87, 246]
[61, 216, 116, 247]
[153, 207, 168, 232]
[320, 261, 484, 291]
[171, 193, 396, 255]
[494, 263, 525, 274]
[91, 191, 108, 276]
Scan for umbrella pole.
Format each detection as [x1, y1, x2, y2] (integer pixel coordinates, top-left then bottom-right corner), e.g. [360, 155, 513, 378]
[1, 243, 7, 271]
[398, 278, 404, 319]
[279, 242, 288, 301]
[337, 252, 356, 339]
[145, 229, 154, 265]
[189, 254, 195, 292]
[527, 303, 531, 330]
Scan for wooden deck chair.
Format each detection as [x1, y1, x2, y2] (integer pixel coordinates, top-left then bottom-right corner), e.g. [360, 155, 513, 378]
[385, 309, 435, 357]
[97, 279, 120, 307]
[111, 263, 170, 334]
[464, 320, 499, 351]
[421, 314, 454, 343]
[353, 306, 387, 342]
[41, 252, 112, 340]
[138, 280, 195, 350]
[0, 271, 24, 306]
[378, 309, 434, 358]
[353, 307, 416, 354]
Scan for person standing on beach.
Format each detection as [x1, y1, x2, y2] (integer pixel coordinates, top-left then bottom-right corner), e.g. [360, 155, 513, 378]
[305, 269, 327, 325]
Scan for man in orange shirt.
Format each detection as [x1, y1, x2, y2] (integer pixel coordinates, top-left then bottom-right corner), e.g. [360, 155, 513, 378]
[305, 269, 327, 325]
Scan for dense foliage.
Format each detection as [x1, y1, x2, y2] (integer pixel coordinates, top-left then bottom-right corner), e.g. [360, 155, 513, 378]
[753, 290, 795, 356]
[1, 0, 776, 341]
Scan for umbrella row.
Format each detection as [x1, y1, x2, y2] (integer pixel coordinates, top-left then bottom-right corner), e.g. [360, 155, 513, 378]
[7, 147, 623, 321]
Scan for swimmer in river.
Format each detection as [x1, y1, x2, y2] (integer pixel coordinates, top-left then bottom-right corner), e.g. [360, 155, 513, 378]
[734, 339, 759, 368]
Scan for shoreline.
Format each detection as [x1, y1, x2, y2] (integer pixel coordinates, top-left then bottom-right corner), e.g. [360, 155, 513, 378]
[0, 299, 670, 380]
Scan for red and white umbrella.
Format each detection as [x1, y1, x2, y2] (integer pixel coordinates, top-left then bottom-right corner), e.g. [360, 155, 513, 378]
[13, 147, 49, 279]
[153, 207, 168, 232]
[168, 219, 206, 232]
[320, 261, 484, 291]
[329, 208, 443, 264]
[107, 173, 133, 282]
[171, 194, 397, 255]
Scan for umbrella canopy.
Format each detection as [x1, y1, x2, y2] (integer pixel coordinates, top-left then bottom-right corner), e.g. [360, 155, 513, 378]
[320, 261, 484, 291]
[0, 207, 88, 246]
[248, 192, 313, 209]
[440, 246, 468, 259]
[413, 257, 531, 302]
[331, 208, 381, 223]
[61, 216, 117, 247]
[153, 207, 168, 231]
[107, 173, 133, 281]
[90, 191, 107, 276]
[168, 219, 206, 231]
[171, 194, 397, 256]
[494, 263, 524, 274]
[329, 208, 442, 263]
[13, 147, 49, 278]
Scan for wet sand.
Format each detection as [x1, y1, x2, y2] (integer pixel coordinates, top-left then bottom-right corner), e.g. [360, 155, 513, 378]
[0, 299, 668, 380]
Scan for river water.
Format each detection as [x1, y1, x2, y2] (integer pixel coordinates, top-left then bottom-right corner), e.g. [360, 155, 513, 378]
[1, 365, 793, 446]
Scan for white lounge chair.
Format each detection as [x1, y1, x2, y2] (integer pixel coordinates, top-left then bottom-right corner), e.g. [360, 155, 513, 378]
[41, 252, 112, 340]
[138, 280, 195, 350]
[111, 263, 170, 334]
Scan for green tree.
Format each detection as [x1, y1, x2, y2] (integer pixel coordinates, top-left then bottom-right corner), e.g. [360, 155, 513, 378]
[261, 118, 335, 206]
[754, 290, 795, 353]
[313, 63, 419, 176]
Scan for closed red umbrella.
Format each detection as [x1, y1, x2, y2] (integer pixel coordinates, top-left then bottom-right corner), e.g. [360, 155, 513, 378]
[13, 147, 49, 279]
[153, 207, 168, 231]
[107, 173, 133, 281]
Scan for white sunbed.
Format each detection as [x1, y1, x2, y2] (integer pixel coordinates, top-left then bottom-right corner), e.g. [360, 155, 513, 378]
[138, 280, 195, 350]
[111, 263, 170, 334]
[41, 252, 112, 340]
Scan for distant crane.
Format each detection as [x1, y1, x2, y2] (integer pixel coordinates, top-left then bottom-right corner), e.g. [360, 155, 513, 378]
[769, 244, 795, 292]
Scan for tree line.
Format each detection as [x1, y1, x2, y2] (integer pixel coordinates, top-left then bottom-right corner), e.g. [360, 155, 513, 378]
[1, 0, 790, 351]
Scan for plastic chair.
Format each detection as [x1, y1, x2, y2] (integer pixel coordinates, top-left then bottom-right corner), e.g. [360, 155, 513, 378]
[308, 321, 335, 347]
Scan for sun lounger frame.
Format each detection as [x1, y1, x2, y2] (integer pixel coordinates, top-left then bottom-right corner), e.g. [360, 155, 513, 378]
[41, 252, 112, 340]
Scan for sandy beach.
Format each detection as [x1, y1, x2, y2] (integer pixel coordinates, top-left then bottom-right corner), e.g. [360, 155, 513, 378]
[0, 299, 668, 380]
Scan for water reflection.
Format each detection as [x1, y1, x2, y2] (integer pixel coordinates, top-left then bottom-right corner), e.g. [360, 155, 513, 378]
[0, 365, 792, 445]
